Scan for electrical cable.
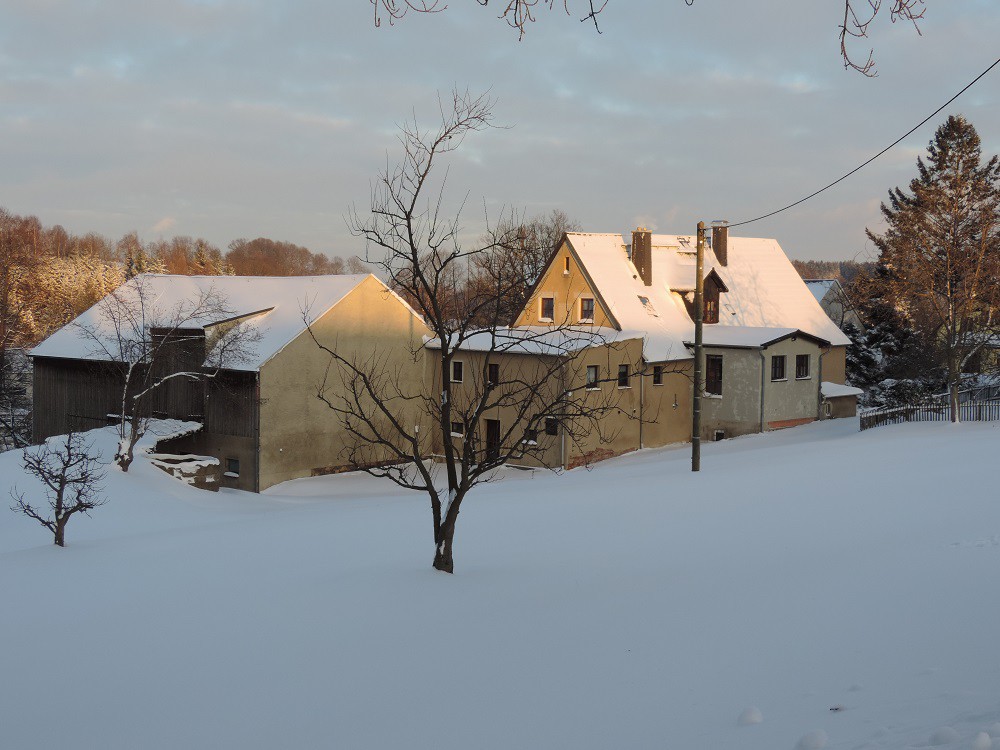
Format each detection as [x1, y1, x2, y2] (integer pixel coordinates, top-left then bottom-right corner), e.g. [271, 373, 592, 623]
[728, 56, 1000, 228]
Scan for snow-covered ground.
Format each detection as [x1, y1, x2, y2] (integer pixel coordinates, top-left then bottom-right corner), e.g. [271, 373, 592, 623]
[2, 419, 999, 750]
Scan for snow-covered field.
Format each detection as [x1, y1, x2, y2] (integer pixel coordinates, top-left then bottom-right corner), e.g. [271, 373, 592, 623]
[2, 419, 1000, 750]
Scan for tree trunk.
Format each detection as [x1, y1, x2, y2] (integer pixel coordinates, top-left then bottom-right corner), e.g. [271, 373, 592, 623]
[949, 358, 961, 424]
[433, 522, 456, 573]
[54, 517, 67, 547]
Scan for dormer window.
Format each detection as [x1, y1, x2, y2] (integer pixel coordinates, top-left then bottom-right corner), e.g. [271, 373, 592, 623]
[704, 297, 719, 324]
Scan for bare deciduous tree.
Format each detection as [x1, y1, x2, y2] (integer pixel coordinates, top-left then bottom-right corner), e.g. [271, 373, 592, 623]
[313, 89, 629, 573]
[74, 276, 261, 471]
[370, 0, 925, 75]
[10, 432, 106, 547]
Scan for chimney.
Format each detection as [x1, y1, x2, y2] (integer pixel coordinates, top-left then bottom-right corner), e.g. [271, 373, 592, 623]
[631, 227, 652, 286]
[712, 222, 729, 267]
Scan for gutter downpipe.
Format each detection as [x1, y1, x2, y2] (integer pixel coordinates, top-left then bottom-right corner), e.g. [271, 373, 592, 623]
[759, 347, 766, 434]
[639, 357, 644, 449]
[818, 344, 831, 419]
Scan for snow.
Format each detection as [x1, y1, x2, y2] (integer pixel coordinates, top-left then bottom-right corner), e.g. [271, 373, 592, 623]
[3, 419, 1000, 749]
[562, 232, 852, 364]
[822, 381, 865, 398]
[686, 325, 804, 348]
[30, 273, 376, 371]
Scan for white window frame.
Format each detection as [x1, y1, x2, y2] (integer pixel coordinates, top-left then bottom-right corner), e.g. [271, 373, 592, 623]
[586, 364, 600, 390]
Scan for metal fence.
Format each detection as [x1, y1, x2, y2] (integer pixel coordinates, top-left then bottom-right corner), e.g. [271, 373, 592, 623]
[860, 399, 1000, 431]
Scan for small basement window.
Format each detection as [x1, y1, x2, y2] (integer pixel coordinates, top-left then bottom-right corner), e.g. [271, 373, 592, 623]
[225, 457, 240, 477]
[450, 421, 464, 436]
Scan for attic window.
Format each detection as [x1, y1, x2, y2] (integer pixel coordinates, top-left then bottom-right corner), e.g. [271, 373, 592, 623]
[637, 295, 658, 317]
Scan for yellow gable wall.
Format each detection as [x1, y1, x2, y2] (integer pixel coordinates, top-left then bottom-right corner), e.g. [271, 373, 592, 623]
[257, 276, 431, 490]
[514, 240, 616, 329]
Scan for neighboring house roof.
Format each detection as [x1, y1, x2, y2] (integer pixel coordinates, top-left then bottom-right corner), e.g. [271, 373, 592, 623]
[425, 326, 641, 357]
[31, 273, 396, 372]
[561, 232, 851, 362]
[804, 279, 838, 304]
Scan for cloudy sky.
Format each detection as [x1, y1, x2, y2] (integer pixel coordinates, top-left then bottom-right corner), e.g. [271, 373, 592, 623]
[2, 0, 998, 262]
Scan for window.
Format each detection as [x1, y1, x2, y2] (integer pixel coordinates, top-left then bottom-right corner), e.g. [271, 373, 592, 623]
[451, 360, 464, 383]
[586, 365, 600, 389]
[617, 364, 630, 388]
[563, 256, 570, 274]
[705, 355, 723, 396]
[796, 354, 810, 379]
[540, 296, 555, 321]
[771, 355, 786, 381]
[450, 421, 464, 436]
[653, 365, 663, 385]
[580, 297, 595, 322]
[225, 457, 240, 477]
[704, 298, 719, 324]
[487, 363, 500, 385]
[545, 417, 559, 436]
[523, 428, 538, 443]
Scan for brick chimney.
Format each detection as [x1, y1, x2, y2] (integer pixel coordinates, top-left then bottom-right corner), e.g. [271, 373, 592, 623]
[631, 227, 652, 286]
[712, 223, 729, 267]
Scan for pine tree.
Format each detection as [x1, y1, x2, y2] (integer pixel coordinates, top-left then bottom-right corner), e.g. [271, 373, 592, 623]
[867, 115, 1000, 421]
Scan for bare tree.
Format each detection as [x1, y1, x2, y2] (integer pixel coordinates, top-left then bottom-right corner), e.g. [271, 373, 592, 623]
[10, 432, 106, 547]
[370, 0, 925, 75]
[468, 209, 579, 325]
[314, 89, 629, 573]
[74, 276, 261, 471]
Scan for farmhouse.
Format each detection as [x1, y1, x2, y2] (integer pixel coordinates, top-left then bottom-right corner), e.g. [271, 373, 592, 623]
[513, 227, 856, 444]
[31, 273, 430, 491]
[29, 226, 861, 491]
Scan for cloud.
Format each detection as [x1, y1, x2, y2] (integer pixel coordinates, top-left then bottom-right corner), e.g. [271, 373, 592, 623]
[151, 216, 177, 233]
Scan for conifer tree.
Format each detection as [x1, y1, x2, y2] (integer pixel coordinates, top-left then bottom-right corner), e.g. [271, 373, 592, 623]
[867, 115, 1000, 420]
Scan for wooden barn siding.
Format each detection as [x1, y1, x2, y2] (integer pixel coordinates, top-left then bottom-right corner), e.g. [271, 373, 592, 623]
[32, 357, 125, 440]
[34, 355, 257, 445]
[205, 371, 257, 439]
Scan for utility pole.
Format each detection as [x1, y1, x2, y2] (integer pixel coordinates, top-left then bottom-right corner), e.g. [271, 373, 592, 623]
[691, 221, 705, 472]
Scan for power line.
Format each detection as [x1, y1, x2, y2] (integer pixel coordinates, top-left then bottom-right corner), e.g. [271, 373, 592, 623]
[729, 56, 1000, 229]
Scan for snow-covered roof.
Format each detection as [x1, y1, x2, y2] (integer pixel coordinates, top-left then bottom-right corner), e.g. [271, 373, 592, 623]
[684, 326, 823, 349]
[425, 326, 641, 356]
[561, 232, 851, 362]
[821, 381, 864, 399]
[31, 273, 380, 371]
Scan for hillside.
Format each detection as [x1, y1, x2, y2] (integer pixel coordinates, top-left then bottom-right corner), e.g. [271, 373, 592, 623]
[2, 420, 999, 749]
